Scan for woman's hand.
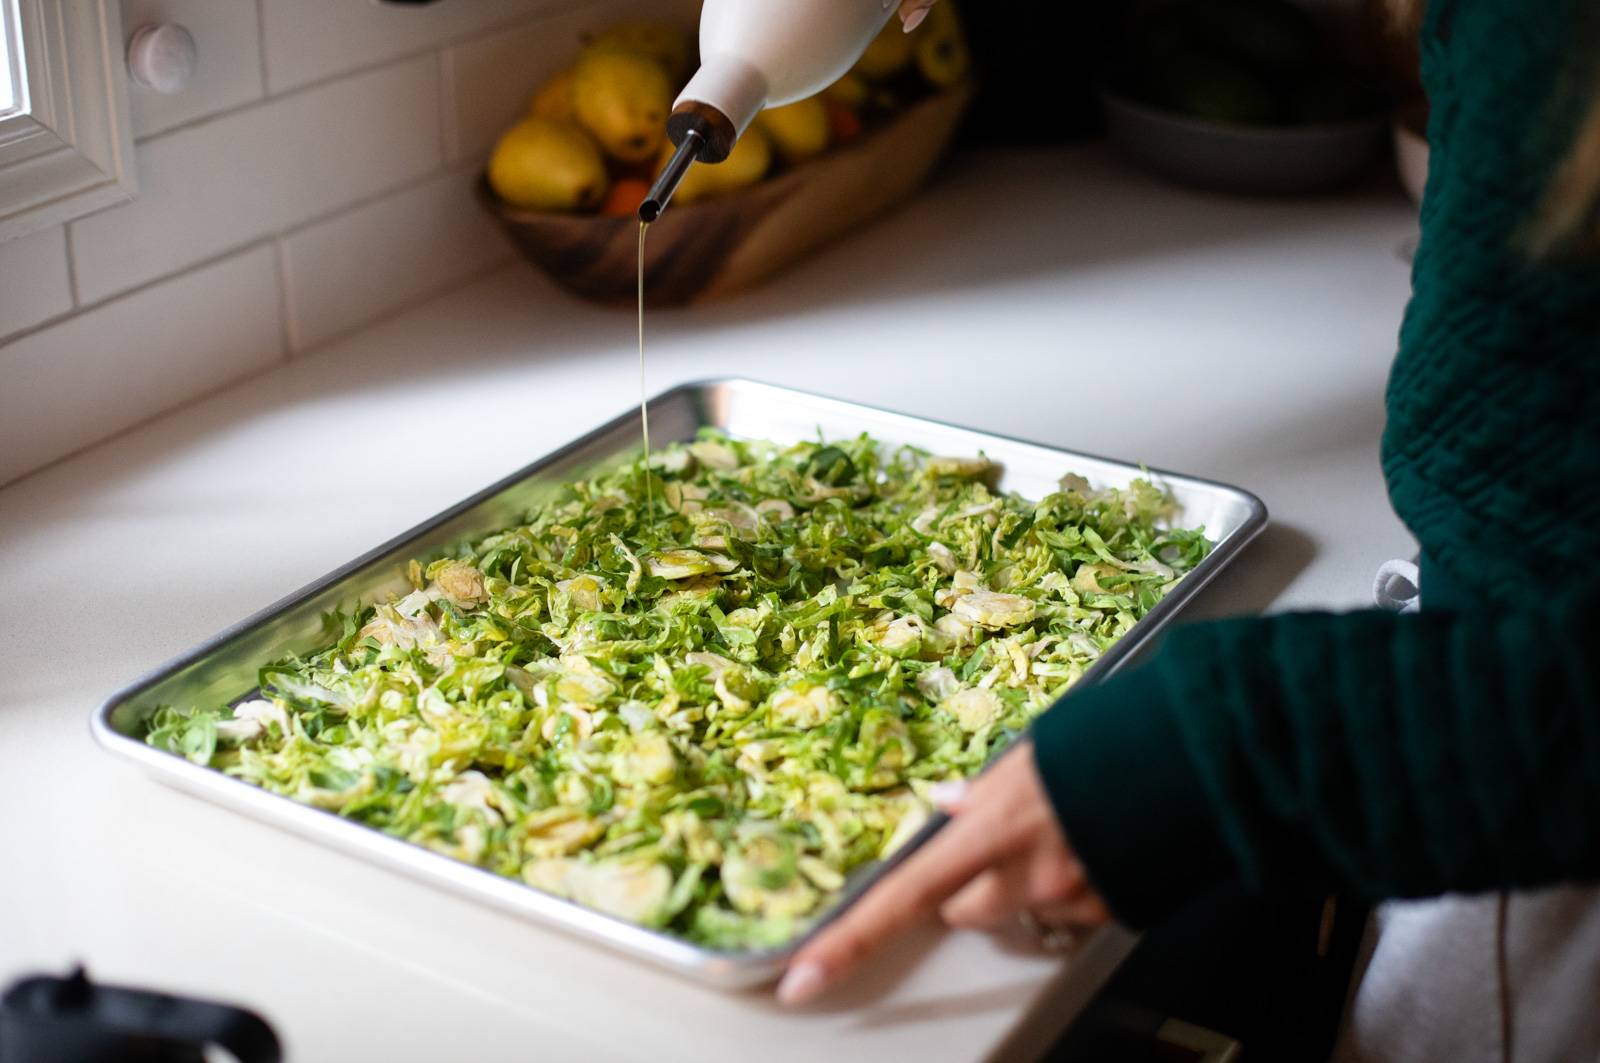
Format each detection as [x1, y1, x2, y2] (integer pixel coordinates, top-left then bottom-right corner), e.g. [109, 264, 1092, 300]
[775, 741, 1113, 1006]
[898, 0, 938, 33]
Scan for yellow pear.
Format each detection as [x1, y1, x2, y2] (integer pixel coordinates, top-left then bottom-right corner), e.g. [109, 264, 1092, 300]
[488, 117, 609, 212]
[706, 124, 773, 192]
[529, 68, 576, 121]
[852, 21, 914, 80]
[667, 125, 772, 205]
[755, 97, 831, 164]
[573, 50, 673, 165]
[582, 21, 694, 84]
[822, 73, 869, 110]
[913, 4, 970, 88]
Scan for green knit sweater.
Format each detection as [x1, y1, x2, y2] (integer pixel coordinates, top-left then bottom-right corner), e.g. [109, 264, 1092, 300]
[1034, 0, 1600, 927]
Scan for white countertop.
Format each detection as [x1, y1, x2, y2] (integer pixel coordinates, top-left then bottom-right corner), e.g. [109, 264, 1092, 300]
[0, 146, 1419, 1062]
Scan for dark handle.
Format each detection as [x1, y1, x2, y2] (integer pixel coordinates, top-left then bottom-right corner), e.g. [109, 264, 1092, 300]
[0, 968, 281, 1063]
[121, 993, 282, 1063]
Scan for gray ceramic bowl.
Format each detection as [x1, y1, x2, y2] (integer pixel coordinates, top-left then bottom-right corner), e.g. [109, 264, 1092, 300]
[1100, 88, 1389, 195]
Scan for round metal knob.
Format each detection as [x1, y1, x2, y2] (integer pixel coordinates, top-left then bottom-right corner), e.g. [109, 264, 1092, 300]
[127, 23, 198, 95]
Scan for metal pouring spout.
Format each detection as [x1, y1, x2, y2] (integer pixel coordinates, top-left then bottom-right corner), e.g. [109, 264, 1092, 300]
[638, 129, 705, 223]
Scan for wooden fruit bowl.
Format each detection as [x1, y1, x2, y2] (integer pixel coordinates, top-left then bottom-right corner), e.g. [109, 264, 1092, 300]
[478, 82, 973, 307]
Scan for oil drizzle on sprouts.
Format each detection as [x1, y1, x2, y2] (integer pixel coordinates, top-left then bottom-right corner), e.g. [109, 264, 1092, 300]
[638, 220, 651, 509]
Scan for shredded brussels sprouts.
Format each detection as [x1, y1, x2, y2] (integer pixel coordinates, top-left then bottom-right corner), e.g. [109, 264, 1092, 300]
[143, 432, 1209, 949]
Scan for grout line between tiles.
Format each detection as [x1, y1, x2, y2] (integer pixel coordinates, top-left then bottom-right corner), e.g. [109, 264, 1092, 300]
[270, 238, 294, 360]
[63, 225, 83, 309]
[439, 47, 460, 167]
[0, 357, 291, 493]
[123, 56, 429, 152]
[1, 306, 73, 350]
[0, 261, 523, 491]
[255, 0, 595, 103]
[254, 0, 271, 101]
[90, 1, 600, 208]
[121, 37, 446, 157]
[274, 159, 470, 243]
[1, 239, 276, 350]
[6, 157, 492, 352]
[97, 0, 607, 182]
[284, 251, 515, 362]
[97, 79, 438, 242]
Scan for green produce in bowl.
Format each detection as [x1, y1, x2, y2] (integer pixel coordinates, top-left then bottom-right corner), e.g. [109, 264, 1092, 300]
[1120, 0, 1384, 128]
[1161, 49, 1285, 125]
[1185, 0, 1323, 80]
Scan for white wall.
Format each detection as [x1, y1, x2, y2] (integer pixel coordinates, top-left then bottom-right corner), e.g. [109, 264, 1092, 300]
[0, 0, 699, 487]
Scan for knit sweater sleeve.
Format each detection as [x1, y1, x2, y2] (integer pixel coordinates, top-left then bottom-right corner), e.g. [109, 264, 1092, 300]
[1031, 593, 1600, 928]
[1027, 0, 1600, 930]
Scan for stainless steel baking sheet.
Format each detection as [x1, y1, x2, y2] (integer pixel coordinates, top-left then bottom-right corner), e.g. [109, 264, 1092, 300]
[93, 378, 1267, 988]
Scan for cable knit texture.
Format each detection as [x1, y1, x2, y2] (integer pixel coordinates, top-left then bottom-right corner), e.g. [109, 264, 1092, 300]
[1033, 0, 1600, 928]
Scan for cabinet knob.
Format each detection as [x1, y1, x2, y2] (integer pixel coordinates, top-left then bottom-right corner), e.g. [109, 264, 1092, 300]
[127, 23, 198, 95]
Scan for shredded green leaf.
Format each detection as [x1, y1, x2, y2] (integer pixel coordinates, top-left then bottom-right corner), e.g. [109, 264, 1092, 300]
[143, 432, 1209, 949]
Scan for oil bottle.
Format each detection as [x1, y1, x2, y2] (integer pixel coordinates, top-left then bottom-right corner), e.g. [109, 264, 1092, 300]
[640, 0, 900, 220]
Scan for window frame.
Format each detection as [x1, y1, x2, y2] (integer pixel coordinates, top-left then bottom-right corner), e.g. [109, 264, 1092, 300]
[0, 0, 135, 242]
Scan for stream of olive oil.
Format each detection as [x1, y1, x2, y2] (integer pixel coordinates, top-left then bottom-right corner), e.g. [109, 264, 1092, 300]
[637, 220, 651, 508]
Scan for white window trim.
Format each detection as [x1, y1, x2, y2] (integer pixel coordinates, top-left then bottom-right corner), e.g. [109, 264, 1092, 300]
[0, 0, 135, 242]
[0, 0, 25, 118]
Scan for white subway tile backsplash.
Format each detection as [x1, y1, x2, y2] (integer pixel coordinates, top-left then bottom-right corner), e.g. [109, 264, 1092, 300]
[70, 55, 443, 305]
[2, 0, 699, 486]
[0, 227, 73, 340]
[0, 246, 283, 485]
[122, 0, 265, 139]
[281, 168, 510, 352]
[260, 0, 560, 94]
[447, 0, 702, 163]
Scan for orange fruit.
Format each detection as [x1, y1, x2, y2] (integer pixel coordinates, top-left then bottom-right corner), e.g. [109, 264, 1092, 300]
[601, 177, 651, 217]
[825, 100, 863, 144]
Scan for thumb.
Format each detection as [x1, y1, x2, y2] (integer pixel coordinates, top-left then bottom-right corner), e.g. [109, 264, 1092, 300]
[928, 779, 970, 812]
[898, 0, 936, 33]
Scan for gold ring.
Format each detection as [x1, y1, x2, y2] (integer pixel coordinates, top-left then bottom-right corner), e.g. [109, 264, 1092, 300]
[1018, 911, 1079, 954]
